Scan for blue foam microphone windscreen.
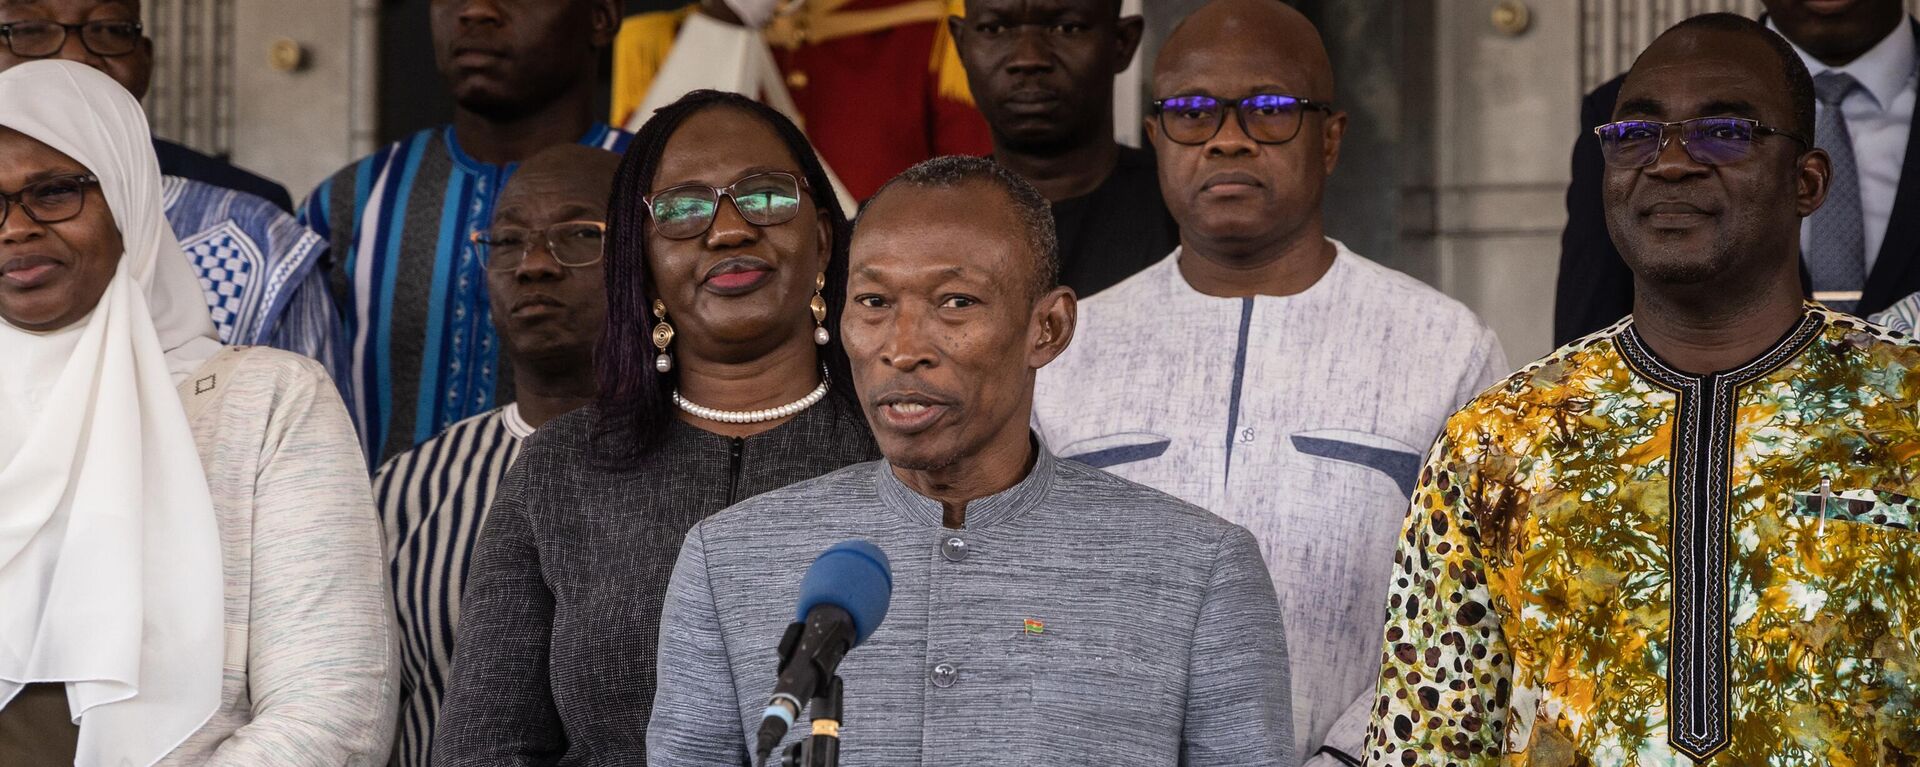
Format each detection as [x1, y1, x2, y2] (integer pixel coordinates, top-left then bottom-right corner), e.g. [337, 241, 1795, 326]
[793, 540, 893, 646]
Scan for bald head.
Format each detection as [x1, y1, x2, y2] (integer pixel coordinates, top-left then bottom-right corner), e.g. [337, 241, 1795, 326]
[1155, 0, 1333, 104]
[1602, 13, 1827, 297]
[496, 144, 621, 225]
[1628, 14, 1815, 142]
[486, 143, 619, 378]
[1145, 0, 1346, 276]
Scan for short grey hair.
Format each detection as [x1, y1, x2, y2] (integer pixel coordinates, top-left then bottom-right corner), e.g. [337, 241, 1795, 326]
[862, 155, 1060, 301]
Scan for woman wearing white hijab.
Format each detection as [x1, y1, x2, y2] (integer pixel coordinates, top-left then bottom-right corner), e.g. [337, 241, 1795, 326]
[0, 61, 396, 766]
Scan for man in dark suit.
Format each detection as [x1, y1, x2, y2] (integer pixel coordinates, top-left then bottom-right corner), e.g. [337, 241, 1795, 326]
[1557, 0, 1918, 345]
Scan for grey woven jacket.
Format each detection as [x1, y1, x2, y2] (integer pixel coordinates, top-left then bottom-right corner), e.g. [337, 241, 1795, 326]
[648, 445, 1295, 766]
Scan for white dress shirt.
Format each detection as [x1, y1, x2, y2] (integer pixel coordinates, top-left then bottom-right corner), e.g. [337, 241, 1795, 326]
[1773, 17, 1917, 274]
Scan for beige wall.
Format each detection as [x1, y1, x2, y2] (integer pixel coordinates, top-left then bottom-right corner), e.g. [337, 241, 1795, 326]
[144, 0, 375, 197]
[1400, 0, 1582, 365]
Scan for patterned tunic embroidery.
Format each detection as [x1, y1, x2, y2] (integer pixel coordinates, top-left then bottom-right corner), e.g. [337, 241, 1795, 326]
[1364, 306, 1920, 766]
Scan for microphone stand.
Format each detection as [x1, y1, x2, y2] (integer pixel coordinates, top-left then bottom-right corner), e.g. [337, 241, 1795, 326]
[781, 675, 843, 767]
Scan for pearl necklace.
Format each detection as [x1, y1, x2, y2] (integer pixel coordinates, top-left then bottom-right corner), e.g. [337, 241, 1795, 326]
[673, 367, 831, 424]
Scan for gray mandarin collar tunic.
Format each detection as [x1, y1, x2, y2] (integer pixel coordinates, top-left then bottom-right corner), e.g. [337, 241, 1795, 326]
[648, 443, 1296, 766]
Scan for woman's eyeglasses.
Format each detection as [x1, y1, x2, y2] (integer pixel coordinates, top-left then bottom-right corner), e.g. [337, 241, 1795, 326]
[0, 174, 100, 229]
[0, 20, 143, 58]
[471, 221, 607, 271]
[1150, 93, 1334, 146]
[1594, 117, 1808, 168]
[644, 171, 809, 240]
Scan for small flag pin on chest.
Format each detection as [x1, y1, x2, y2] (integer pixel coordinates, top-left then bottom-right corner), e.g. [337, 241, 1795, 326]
[1024, 618, 1045, 635]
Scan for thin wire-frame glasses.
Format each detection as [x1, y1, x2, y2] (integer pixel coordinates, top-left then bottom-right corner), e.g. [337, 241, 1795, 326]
[471, 221, 607, 271]
[1593, 117, 1808, 168]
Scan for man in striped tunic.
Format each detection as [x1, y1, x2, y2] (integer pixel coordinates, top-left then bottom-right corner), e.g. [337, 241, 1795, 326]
[373, 144, 619, 767]
[302, 0, 631, 464]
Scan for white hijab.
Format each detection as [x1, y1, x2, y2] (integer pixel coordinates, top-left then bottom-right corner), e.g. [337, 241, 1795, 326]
[0, 61, 225, 766]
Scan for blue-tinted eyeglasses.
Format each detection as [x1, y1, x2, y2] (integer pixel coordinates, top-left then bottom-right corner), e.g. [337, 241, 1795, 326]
[1594, 117, 1807, 168]
[1150, 93, 1334, 145]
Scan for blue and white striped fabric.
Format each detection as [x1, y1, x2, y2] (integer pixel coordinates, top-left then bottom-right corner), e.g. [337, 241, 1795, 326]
[301, 124, 630, 464]
[372, 403, 533, 767]
[1870, 291, 1920, 333]
[162, 176, 344, 388]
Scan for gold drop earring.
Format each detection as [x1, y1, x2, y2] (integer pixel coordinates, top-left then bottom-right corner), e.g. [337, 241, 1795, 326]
[652, 299, 676, 373]
[811, 272, 829, 346]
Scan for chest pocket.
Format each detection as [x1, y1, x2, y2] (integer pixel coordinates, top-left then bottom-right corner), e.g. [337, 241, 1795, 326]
[1290, 429, 1424, 497]
[1058, 432, 1172, 470]
[1007, 629, 1181, 761]
[1787, 487, 1920, 743]
[1791, 487, 1917, 533]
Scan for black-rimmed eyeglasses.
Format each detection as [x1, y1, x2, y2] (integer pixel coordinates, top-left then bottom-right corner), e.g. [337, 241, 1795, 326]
[1594, 117, 1808, 168]
[0, 174, 100, 229]
[0, 20, 143, 58]
[1150, 93, 1334, 146]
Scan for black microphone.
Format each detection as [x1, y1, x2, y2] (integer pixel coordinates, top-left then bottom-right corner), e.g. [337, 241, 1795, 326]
[754, 540, 893, 766]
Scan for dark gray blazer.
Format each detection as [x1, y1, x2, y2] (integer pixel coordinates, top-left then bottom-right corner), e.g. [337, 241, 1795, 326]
[433, 396, 879, 766]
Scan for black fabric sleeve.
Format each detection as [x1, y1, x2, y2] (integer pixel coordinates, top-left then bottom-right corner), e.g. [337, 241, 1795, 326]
[1554, 77, 1636, 347]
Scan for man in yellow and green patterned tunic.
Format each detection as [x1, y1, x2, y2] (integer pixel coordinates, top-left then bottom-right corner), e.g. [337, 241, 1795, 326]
[1364, 13, 1919, 766]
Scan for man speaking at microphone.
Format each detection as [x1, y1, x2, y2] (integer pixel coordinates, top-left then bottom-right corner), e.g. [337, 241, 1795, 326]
[647, 156, 1294, 766]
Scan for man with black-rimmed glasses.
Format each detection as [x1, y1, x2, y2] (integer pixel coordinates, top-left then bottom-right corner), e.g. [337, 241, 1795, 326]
[0, 0, 291, 209]
[0, 0, 343, 393]
[1030, 1, 1506, 765]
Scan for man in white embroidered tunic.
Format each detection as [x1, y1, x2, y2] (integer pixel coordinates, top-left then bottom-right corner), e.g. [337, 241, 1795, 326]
[1029, 2, 1505, 763]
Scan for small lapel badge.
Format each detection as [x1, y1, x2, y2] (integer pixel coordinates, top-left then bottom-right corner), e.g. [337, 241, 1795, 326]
[1023, 618, 1045, 635]
[195, 375, 217, 395]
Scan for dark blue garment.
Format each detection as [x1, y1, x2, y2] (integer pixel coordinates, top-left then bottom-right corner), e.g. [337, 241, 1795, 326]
[153, 137, 294, 213]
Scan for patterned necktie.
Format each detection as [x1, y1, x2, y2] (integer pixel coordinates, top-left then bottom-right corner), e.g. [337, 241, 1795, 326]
[1807, 71, 1866, 313]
